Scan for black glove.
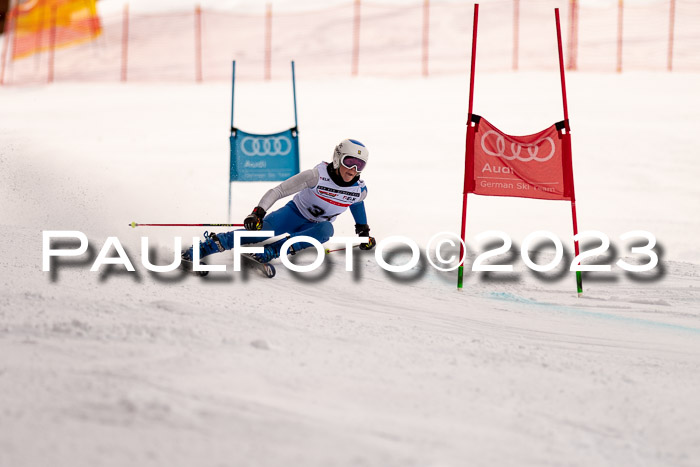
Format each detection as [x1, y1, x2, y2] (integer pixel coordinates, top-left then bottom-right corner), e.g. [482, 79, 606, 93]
[244, 206, 266, 230]
[355, 223, 376, 251]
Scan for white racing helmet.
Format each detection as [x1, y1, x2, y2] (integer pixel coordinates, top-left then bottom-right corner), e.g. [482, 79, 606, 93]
[332, 138, 369, 172]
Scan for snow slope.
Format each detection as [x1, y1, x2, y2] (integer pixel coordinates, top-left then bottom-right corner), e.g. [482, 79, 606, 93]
[1, 70, 700, 465]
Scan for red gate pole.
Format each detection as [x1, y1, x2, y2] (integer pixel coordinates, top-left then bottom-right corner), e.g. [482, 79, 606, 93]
[47, 3, 57, 84]
[121, 3, 129, 82]
[512, 0, 519, 71]
[264, 3, 272, 80]
[458, 3, 479, 290]
[422, 0, 429, 77]
[555, 8, 583, 296]
[352, 0, 361, 76]
[616, 0, 623, 73]
[667, 0, 675, 72]
[195, 5, 202, 82]
[556, 10, 570, 121]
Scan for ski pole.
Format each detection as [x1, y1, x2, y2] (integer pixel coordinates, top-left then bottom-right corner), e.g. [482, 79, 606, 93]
[325, 245, 361, 254]
[130, 222, 244, 228]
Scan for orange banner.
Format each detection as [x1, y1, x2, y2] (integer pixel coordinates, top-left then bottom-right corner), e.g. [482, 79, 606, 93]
[10, 0, 101, 59]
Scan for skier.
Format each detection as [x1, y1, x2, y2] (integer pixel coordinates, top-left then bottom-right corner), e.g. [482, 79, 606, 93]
[182, 138, 376, 268]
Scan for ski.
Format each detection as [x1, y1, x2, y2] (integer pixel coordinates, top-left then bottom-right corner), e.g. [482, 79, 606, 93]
[178, 252, 275, 279]
[241, 253, 276, 278]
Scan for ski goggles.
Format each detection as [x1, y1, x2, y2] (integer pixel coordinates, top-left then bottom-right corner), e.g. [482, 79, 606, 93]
[340, 155, 367, 172]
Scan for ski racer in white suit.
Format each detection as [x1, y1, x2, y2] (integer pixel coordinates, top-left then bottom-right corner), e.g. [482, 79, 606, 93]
[183, 139, 376, 264]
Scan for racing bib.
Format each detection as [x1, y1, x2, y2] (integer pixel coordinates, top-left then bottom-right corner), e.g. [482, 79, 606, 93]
[293, 163, 365, 222]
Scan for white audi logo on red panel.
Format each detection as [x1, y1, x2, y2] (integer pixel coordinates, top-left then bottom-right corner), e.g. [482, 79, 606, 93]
[481, 130, 555, 162]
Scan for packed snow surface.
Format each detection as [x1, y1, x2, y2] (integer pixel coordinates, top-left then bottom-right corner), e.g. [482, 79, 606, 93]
[2, 69, 700, 465]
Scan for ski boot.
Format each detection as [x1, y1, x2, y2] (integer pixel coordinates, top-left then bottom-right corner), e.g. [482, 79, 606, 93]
[252, 237, 296, 263]
[180, 231, 226, 276]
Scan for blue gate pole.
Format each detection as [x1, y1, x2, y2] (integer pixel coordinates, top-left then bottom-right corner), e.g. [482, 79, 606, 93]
[228, 60, 236, 222]
[231, 60, 236, 130]
[291, 60, 298, 128]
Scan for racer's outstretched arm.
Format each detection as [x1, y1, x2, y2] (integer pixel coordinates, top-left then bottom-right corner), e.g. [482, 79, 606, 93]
[244, 168, 319, 230]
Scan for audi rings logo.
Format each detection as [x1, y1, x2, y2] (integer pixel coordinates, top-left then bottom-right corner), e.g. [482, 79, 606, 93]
[240, 136, 292, 157]
[481, 130, 555, 162]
